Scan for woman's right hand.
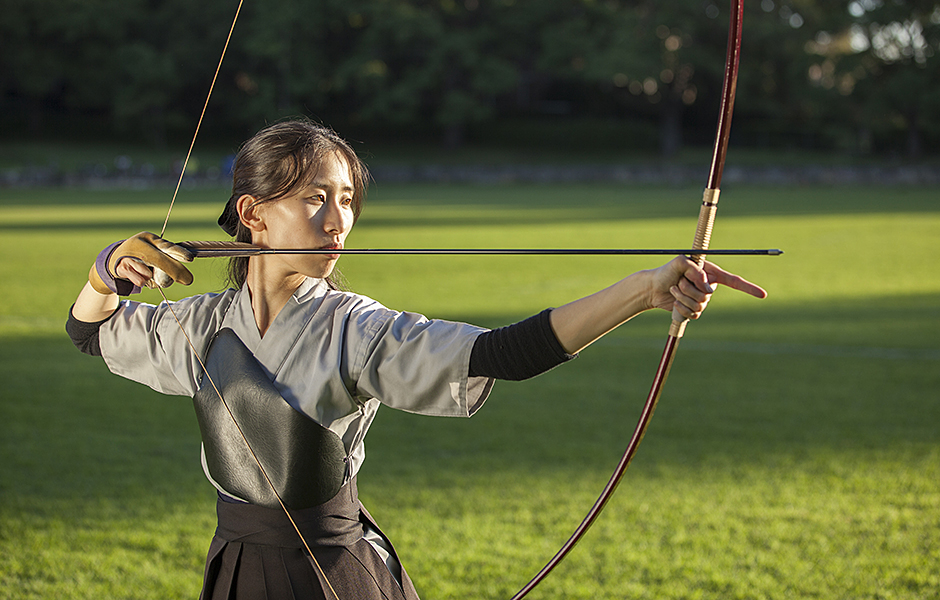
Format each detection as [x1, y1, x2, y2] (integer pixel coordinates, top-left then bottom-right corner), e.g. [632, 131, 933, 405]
[88, 232, 195, 296]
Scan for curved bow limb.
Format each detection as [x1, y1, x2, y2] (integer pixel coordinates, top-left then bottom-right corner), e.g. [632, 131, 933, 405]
[509, 1, 745, 598]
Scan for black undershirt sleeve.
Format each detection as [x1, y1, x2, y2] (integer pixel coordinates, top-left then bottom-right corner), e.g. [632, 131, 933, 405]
[66, 305, 109, 357]
[468, 308, 576, 381]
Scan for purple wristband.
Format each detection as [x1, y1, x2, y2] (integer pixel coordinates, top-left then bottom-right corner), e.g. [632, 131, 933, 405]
[95, 240, 141, 296]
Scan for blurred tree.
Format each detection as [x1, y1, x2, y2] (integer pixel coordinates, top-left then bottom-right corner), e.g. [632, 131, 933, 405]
[733, 0, 839, 151]
[2, 0, 937, 156]
[531, 0, 764, 157]
[328, 0, 524, 148]
[111, 0, 248, 146]
[770, 0, 940, 157]
[217, 0, 354, 136]
[0, 0, 130, 134]
[844, 0, 940, 157]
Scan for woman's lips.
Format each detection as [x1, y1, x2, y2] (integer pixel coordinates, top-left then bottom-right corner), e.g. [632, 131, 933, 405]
[321, 243, 342, 259]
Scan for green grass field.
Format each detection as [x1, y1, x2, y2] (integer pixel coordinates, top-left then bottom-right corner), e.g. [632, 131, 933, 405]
[1, 182, 938, 599]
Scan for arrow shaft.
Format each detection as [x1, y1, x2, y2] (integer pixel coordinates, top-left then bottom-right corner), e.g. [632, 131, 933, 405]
[180, 244, 782, 258]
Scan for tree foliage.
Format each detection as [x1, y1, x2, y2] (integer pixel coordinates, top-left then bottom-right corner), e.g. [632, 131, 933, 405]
[1, 0, 938, 156]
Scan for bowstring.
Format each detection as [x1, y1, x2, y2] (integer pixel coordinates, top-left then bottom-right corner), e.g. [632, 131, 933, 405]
[159, 0, 243, 239]
[156, 2, 339, 597]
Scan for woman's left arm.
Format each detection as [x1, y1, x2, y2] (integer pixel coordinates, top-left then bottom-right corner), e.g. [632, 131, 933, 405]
[549, 256, 767, 355]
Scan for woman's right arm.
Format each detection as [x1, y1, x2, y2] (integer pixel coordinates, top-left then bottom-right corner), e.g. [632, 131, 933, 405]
[72, 281, 120, 323]
[72, 232, 195, 323]
[69, 232, 196, 357]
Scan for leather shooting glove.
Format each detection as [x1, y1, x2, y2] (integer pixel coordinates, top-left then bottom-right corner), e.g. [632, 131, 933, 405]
[88, 232, 194, 295]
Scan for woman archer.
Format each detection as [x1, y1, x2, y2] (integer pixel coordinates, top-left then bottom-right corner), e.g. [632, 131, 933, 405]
[67, 119, 766, 599]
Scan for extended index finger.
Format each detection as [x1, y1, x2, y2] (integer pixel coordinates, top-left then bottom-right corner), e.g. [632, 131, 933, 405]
[702, 261, 768, 299]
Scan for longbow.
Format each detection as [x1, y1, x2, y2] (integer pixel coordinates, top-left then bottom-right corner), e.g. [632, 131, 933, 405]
[508, 0, 745, 597]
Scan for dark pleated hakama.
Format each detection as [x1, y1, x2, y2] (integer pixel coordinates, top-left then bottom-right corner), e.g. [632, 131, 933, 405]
[199, 479, 420, 600]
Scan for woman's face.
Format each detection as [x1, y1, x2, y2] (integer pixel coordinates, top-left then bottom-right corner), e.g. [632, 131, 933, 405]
[248, 150, 356, 280]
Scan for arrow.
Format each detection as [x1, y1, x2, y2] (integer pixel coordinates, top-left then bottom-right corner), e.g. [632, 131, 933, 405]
[179, 241, 782, 258]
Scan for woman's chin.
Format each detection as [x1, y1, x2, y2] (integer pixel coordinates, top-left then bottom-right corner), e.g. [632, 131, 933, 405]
[310, 260, 338, 279]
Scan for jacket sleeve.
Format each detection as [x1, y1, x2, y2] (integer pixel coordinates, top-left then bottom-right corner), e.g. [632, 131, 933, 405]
[97, 292, 234, 397]
[347, 305, 495, 418]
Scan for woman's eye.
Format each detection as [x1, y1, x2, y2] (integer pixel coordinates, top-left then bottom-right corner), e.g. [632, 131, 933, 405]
[341, 196, 354, 207]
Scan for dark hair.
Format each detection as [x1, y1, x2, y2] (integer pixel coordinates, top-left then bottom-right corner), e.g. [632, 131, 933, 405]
[218, 119, 368, 289]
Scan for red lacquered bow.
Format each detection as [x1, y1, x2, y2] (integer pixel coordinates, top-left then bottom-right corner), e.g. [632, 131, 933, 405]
[508, 1, 745, 598]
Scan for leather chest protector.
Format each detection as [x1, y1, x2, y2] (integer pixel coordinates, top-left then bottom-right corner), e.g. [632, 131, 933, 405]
[193, 328, 347, 509]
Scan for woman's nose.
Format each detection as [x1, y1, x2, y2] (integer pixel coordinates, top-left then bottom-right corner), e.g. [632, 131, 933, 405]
[322, 199, 352, 234]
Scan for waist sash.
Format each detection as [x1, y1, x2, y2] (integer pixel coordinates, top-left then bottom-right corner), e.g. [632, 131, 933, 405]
[215, 478, 363, 548]
[193, 327, 347, 509]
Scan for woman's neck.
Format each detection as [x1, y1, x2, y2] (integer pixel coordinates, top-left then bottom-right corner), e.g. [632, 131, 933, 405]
[245, 262, 306, 336]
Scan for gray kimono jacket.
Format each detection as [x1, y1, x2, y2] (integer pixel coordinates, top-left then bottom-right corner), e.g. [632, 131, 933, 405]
[98, 276, 495, 495]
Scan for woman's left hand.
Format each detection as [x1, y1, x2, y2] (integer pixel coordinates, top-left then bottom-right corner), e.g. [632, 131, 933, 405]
[549, 255, 767, 355]
[648, 256, 767, 321]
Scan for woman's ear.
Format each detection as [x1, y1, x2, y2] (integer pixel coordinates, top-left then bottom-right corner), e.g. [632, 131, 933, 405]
[236, 194, 265, 233]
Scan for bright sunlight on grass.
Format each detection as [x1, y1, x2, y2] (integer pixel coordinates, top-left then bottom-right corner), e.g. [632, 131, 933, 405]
[1, 183, 938, 599]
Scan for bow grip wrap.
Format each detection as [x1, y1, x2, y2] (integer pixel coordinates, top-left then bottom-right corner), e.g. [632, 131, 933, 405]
[193, 328, 347, 510]
[670, 188, 720, 338]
